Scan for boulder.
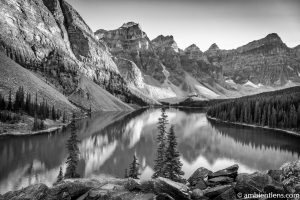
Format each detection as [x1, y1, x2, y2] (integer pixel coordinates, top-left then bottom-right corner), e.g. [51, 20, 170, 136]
[2, 183, 49, 200]
[109, 191, 155, 200]
[81, 189, 109, 200]
[267, 169, 283, 182]
[101, 183, 124, 191]
[62, 192, 71, 200]
[155, 193, 175, 200]
[203, 185, 233, 198]
[190, 189, 207, 200]
[280, 160, 300, 193]
[208, 165, 239, 179]
[207, 177, 234, 187]
[46, 180, 95, 200]
[295, 184, 300, 194]
[264, 184, 285, 194]
[235, 172, 284, 194]
[188, 167, 212, 186]
[124, 178, 141, 191]
[213, 188, 237, 200]
[153, 177, 190, 200]
[194, 178, 207, 190]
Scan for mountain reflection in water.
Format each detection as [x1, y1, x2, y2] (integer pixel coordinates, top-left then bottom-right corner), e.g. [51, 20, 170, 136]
[0, 108, 300, 193]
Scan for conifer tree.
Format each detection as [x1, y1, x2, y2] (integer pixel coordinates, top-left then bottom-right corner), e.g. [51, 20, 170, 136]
[63, 111, 67, 123]
[297, 106, 300, 126]
[65, 113, 80, 178]
[152, 108, 168, 178]
[52, 105, 56, 120]
[290, 105, 297, 128]
[0, 94, 6, 110]
[7, 90, 13, 111]
[128, 155, 140, 179]
[124, 168, 129, 178]
[164, 126, 185, 183]
[25, 93, 31, 114]
[56, 166, 63, 184]
[32, 114, 39, 131]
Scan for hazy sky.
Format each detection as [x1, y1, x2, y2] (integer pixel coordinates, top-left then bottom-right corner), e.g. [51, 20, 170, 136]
[66, 0, 300, 50]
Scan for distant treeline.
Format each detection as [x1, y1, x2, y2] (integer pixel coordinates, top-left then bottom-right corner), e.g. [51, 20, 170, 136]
[0, 86, 66, 130]
[207, 86, 300, 130]
[170, 98, 227, 108]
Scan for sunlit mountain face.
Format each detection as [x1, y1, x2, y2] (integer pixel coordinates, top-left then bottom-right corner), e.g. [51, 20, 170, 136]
[1, 108, 300, 193]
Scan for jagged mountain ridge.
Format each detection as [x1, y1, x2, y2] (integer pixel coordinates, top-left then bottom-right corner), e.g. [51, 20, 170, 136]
[97, 23, 300, 101]
[206, 33, 300, 85]
[96, 22, 223, 101]
[1, 0, 300, 105]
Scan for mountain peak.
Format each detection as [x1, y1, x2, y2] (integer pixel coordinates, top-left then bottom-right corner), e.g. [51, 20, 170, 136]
[263, 33, 283, 44]
[208, 43, 220, 51]
[121, 22, 139, 28]
[266, 33, 281, 40]
[153, 35, 174, 41]
[152, 35, 178, 52]
[185, 44, 202, 52]
[187, 44, 199, 49]
[184, 44, 203, 59]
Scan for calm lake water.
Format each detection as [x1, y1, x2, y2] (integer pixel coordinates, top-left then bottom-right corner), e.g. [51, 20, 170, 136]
[0, 108, 300, 194]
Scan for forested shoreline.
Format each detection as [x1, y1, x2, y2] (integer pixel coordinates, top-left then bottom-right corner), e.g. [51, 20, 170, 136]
[207, 86, 300, 132]
[0, 86, 66, 132]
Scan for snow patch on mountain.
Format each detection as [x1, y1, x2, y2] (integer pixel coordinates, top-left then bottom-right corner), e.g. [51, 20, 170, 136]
[244, 81, 260, 88]
[195, 84, 219, 98]
[225, 79, 236, 84]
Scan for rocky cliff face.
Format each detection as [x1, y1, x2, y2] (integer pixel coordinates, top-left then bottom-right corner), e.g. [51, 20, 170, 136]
[206, 33, 300, 85]
[95, 22, 165, 83]
[151, 35, 185, 86]
[96, 23, 186, 101]
[0, 0, 150, 108]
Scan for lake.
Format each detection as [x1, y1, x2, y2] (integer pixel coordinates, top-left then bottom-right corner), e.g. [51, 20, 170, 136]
[0, 108, 300, 194]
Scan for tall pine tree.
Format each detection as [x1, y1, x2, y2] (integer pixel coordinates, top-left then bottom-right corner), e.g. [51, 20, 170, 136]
[164, 126, 185, 183]
[7, 90, 13, 111]
[55, 166, 63, 184]
[65, 113, 80, 178]
[152, 108, 168, 178]
[128, 155, 140, 179]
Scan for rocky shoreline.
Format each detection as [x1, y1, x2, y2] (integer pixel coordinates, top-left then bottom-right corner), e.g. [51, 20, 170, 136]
[1, 160, 299, 200]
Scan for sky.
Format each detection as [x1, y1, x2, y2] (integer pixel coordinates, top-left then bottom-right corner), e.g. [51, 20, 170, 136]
[65, 0, 300, 51]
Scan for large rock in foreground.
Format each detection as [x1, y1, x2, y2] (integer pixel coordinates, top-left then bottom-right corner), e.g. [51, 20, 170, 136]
[140, 177, 190, 200]
[1, 179, 99, 200]
[280, 160, 300, 193]
[235, 172, 284, 194]
[188, 167, 212, 186]
[1, 184, 48, 200]
[208, 164, 239, 179]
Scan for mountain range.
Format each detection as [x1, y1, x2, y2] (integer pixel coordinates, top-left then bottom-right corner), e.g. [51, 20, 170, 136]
[0, 0, 300, 111]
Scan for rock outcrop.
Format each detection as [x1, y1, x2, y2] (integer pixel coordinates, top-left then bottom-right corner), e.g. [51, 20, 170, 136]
[96, 22, 300, 102]
[205, 33, 300, 86]
[3, 160, 300, 200]
[96, 24, 223, 101]
[96, 23, 185, 101]
[0, 0, 149, 109]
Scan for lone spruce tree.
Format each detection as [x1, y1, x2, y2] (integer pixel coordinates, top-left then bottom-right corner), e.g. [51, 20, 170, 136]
[129, 155, 140, 179]
[65, 113, 80, 178]
[55, 166, 63, 184]
[152, 108, 168, 178]
[164, 125, 185, 183]
[124, 168, 129, 178]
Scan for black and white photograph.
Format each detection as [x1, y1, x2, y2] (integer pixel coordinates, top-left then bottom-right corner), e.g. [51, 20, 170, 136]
[0, 0, 300, 199]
